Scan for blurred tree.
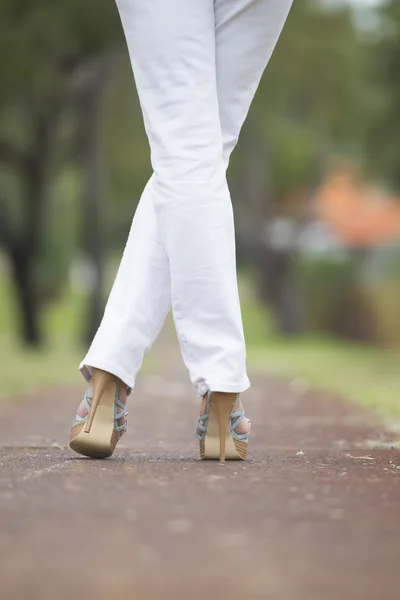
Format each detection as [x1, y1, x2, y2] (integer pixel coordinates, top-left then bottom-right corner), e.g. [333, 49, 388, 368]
[0, 0, 122, 345]
[367, 0, 400, 190]
[0, 0, 388, 347]
[232, 0, 368, 334]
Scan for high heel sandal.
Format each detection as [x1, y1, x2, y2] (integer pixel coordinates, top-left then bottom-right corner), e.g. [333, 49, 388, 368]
[195, 391, 249, 462]
[69, 368, 128, 459]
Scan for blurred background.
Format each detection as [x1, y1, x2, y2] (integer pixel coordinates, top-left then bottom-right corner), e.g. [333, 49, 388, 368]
[0, 0, 399, 417]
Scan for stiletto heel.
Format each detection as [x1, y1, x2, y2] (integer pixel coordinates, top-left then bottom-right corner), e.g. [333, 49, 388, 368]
[195, 392, 250, 461]
[212, 393, 236, 463]
[70, 368, 128, 459]
[84, 369, 113, 434]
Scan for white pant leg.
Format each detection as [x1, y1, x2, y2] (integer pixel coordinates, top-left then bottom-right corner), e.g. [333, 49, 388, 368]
[80, 0, 292, 394]
[116, 0, 249, 397]
[80, 178, 171, 390]
[215, 0, 293, 166]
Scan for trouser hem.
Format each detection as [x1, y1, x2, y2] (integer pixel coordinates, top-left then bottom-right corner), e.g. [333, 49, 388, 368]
[79, 358, 135, 394]
[196, 377, 251, 398]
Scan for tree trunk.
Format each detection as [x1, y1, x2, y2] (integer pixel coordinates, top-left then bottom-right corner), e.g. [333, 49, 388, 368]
[15, 118, 53, 346]
[1, 115, 55, 346]
[234, 109, 303, 335]
[259, 248, 303, 336]
[233, 107, 270, 262]
[10, 250, 41, 346]
[80, 88, 107, 346]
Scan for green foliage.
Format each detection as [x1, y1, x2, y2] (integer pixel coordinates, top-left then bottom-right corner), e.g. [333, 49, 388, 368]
[266, 122, 315, 198]
[235, 0, 368, 207]
[367, 0, 400, 190]
[102, 67, 151, 248]
[0, 0, 126, 344]
[242, 285, 400, 419]
[0, 1, 121, 105]
[38, 170, 82, 298]
[296, 255, 378, 342]
[368, 280, 400, 346]
[1, 0, 399, 349]
[264, 0, 366, 139]
[0, 272, 158, 397]
[0, 272, 82, 396]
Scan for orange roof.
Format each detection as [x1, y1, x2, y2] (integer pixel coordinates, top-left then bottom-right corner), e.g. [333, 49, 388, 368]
[315, 170, 400, 247]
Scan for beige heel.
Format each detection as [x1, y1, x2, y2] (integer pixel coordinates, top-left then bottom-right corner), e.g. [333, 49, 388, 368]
[84, 369, 115, 434]
[70, 368, 123, 459]
[199, 392, 247, 462]
[211, 393, 237, 463]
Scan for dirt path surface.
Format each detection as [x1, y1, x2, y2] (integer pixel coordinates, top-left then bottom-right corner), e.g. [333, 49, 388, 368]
[0, 333, 399, 600]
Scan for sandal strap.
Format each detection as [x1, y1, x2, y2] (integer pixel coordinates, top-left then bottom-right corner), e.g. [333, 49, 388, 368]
[230, 407, 249, 441]
[114, 407, 128, 419]
[195, 391, 211, 441]
[195, 421, 207, 439]
[198, 413, 209, 422]
[115, 398, 125, 411]
[114, 385, 127, 439]
[230, 409, 243, 426]
[74, 391, 128, 437]
[232, 431, 249, 442]
[115, 422, 128, 433]
[75, 392, 93, 423]
[85, 393, 93, 408]
[194, 393, 250, 444]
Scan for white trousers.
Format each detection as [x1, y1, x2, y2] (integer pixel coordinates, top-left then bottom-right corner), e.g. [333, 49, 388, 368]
[80, 0, 293, 396]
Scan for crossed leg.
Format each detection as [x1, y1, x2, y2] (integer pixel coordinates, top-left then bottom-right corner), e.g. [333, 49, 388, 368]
[80, 0, 293, 399]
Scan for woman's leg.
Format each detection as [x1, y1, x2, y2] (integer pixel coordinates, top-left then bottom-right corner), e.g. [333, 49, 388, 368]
[115, 0, 249, 397]
[80, 0, 293, 396]
[196, 0, 293, 427]
[80, 178, 171, 391]
[215, 0, 293, 166]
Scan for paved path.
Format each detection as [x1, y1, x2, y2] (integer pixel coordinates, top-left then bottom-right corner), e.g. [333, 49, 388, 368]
[0, 334, 399, 599]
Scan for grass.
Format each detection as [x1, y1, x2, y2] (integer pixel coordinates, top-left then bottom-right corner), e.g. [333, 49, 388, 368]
[0, 276, 86, 398]
[0, 267, 158, 398]
[241, 289, 400, 420]
[0, 336, 83, 398]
